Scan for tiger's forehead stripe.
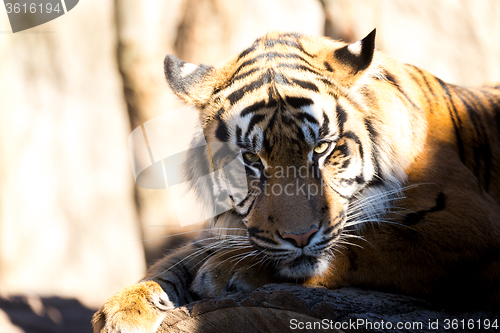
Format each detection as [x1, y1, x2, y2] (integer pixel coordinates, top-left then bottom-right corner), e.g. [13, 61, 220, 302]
[237, 99, 336, 157]
[217, 35, 327, 110]
[227, 40, 322, 90]
[211, 38, 334, 155]
[224, 64, 323, 108]
[236, 33, 313, 61]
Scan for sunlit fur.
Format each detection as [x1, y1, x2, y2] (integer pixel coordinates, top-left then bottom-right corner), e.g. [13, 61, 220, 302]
[94, 31, 500, 333]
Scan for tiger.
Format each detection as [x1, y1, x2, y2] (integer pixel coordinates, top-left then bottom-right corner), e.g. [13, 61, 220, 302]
[93, 30, 500, 333]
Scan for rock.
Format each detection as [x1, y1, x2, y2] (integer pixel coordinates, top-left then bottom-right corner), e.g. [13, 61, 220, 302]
[158, 284, 499, 333]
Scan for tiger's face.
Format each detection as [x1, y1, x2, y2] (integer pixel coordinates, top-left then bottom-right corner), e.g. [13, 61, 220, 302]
[165, 30, 396, 280]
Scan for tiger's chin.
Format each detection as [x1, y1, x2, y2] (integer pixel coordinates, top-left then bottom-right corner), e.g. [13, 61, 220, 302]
[276, 255, 330, 280]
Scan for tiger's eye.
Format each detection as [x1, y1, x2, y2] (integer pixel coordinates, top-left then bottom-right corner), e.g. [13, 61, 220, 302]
[243, 152, 260, 163]
[313, 142, 330, 155]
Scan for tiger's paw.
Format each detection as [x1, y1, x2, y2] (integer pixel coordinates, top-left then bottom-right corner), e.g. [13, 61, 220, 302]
[92, 281, 174, 333]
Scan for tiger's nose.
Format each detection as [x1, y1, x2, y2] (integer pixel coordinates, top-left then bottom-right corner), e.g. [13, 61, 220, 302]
[282, 227, 319, 248]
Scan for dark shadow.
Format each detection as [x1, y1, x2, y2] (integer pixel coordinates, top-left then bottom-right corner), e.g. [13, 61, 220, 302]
[0, 295, 96, 333]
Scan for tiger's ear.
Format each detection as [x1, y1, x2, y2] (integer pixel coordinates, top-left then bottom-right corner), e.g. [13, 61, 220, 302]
[324, 29, 376, 87]
[164, 54, 215, 106]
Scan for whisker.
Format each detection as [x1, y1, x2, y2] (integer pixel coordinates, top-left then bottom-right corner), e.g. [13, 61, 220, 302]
[207, 248, 258, 272]
[188, 244, 254, 271]
[156, 237, 252, 277]
[339, 232, 374, 248]
[140, 227, 247, 242]
[336, 240, 364, 249]
[230, 250, 260, 272]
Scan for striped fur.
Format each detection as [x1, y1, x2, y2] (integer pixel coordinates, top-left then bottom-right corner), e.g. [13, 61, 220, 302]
[94, 31, 500, 332]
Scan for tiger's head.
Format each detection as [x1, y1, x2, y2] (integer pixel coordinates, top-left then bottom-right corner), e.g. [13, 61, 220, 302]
[164, 30, 412, 280]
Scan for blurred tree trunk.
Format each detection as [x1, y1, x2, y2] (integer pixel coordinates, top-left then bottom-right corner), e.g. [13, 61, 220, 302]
[321, 0, 500, 86]
[0, 0, 145, 307]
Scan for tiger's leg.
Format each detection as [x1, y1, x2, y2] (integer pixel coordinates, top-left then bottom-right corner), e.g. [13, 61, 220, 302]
[92, 233, 251, 333]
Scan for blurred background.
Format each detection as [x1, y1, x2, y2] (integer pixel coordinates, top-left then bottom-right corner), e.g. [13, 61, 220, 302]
[0, 0, 499, 331]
